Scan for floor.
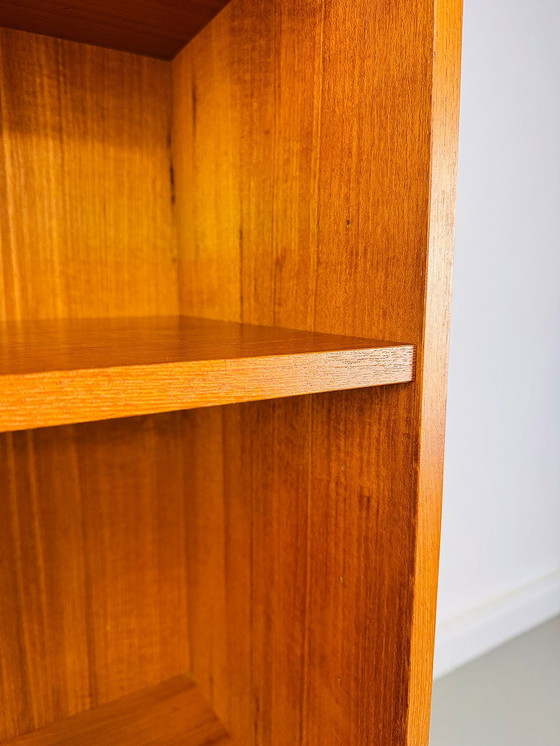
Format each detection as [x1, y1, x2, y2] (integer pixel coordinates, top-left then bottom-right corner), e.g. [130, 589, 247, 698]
[430, 616, 560, 745]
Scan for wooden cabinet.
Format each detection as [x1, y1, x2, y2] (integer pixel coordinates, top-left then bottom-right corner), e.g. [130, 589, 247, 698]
[0, 1, 462, 743]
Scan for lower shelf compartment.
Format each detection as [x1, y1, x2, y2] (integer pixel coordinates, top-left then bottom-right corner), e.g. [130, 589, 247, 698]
[4, 676, 231, 745]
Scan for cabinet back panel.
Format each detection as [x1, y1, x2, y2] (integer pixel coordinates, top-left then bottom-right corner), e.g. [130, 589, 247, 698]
[0, 30, 187, 741]
[0, 414, 190, 741]
[0, 28, 177, 321]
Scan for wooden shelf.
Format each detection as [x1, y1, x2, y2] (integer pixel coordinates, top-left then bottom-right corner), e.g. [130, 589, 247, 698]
[0, 1, 231, 59]
[0, 316, 414, 433]
[3, 676, 231, 745]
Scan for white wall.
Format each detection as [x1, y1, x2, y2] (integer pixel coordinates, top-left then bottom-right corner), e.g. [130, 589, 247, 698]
[434, 0, 560, 678]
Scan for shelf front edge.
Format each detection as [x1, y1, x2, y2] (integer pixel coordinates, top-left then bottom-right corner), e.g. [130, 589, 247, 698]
[0, 346, 414, 433]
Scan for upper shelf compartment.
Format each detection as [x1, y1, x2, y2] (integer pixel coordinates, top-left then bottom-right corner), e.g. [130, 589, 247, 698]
[0, 0, 231, 59]
[0, 316, 414, 433]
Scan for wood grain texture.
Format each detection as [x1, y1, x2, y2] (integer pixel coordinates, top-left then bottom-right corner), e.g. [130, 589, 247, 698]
[0, 415, 190, 741]
[0, 28, 177, 320]
[0, 316, 414, 432]
[0, 0, 461, 741]
[0, 30, 186, 741]
[3, 676, 231, 745]
[173, 0, 462, 743]
[0, 1, 231, 59]
[406, 0, 463, 742]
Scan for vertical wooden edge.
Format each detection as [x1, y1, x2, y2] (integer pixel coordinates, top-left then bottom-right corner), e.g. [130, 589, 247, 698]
[406, 0, 463, 742]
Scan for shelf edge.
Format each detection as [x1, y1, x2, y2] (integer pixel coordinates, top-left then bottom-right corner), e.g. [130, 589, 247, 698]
[0, 346, 414, 432]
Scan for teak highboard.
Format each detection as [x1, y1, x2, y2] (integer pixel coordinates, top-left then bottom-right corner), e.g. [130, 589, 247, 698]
[0, 1, 462, 744]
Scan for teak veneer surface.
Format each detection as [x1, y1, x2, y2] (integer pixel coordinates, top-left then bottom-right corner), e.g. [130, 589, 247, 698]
[0, 1, 462, 742]
[0, 28, 176, 321]
[0, 30, 188, 741]
[0, 1, 231, 59]
[173, 0, 462, 743]
[0, 316, 413, 432]
[0, 316, 413, 375]
[0, 414, 190, 741]
[3, 676, 231, 745]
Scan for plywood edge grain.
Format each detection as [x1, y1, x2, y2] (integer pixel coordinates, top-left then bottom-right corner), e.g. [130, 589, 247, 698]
[2, 675, 231, 745]
[0, 345, 414, 433]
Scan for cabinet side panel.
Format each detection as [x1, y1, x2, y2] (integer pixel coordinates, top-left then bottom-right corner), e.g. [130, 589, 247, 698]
[173, 0, 461, 743]
[407, 0, 463, 741]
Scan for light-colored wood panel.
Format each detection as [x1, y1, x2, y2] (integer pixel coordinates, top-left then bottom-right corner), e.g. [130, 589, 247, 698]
[3, 676, 231, 745]
[0, 315, 413, 432]
[0, 415, 190, 741]
[0, 0, 231, 60]
[0, 28, 177, 321]
[172, 0, 462, 743]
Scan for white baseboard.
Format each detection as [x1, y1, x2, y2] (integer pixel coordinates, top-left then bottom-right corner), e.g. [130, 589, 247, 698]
[433, 570, 560, 679]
